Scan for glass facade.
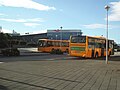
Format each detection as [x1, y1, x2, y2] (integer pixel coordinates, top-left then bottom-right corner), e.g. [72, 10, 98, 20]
[47, 30, 82, 40]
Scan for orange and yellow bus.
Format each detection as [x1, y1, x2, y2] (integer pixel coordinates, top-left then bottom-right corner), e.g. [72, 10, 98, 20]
[38, 39, 69, 53]
[69, 35, 114, 58]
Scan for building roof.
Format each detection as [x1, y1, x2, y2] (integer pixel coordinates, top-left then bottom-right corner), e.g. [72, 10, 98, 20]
[47, 29, 82, 33]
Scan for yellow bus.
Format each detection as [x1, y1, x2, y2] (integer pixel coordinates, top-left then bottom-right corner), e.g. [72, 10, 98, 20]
[69, 35, 114, 58]
[38, 39, 69, 53]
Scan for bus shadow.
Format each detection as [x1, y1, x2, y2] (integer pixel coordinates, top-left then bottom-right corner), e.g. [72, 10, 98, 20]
[68, 56, 120, 61]
[91, 56, 120, 61]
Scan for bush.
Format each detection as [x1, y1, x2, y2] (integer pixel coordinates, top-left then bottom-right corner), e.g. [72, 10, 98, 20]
[1, 48, 20, 56]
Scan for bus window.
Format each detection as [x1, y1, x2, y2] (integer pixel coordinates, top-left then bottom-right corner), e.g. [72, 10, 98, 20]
[71, 36, 86, 43]
[109, 40, 114, 49]
[38, 40, 45, 47]
[47, 41, 53, 46]
[71, 37, 78, 43]
[62, 42, 69, 47]
[88, 38, 95, 49]
[78, 37, 86, 43]
[55, 42, 60, 47]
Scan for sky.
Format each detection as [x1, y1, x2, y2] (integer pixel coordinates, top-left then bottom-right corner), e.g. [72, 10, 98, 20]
[0, 0, 120, 43]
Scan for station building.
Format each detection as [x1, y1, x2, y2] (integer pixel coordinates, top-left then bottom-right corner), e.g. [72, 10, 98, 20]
[13, 33, 47, 45]
[12, 29, 82, 47]
[47, 29, 82, 40]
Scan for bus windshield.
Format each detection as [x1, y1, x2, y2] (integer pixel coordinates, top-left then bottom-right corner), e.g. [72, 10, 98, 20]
[71, 36, 86, 43]
[38, 40, 46, 47]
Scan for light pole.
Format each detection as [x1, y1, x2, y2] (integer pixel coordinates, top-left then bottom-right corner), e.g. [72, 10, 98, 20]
[56, 35, 58, 40]
[105, 5, 110, 64]
[60, 26, 63, 49]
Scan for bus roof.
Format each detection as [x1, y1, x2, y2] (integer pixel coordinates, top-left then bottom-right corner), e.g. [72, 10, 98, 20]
[38, 39, 69, 42]
[71, 35, 113, 41]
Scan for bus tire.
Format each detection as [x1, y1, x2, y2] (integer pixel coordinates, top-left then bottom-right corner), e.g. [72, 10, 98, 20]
[56, 49, 63, 54]
[50, 48, 55, 54]
[95, 52, 98, 58]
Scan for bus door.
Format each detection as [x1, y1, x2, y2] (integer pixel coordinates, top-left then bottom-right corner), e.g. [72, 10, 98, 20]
[101, 43, 104, 57]
[91, 45, 95, 58]
[101, 48, 104, 57]
[89, 38, 95, 58]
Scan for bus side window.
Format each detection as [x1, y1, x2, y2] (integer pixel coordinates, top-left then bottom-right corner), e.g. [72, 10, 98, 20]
[71, 37, 78, 43]
[38, 41, 44, 47]
[88, 42, 92, 48]
[56, 42, 58, 46]
[47, 41, 52, 46]
[88, 45, 92, 48]
[101, 44, 103, 48]
[95, 43, 99, 48]
[62, 42, 68, 47]
[66, 42, 69, 47]
[99, 43, 102, 48]
[109, 41, 113, 49]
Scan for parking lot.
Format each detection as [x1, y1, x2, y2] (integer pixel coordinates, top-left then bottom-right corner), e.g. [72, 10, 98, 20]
[0, 52, 120, 90]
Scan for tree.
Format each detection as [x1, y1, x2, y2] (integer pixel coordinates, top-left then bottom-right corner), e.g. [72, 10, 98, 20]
[0, 33, 12, 48]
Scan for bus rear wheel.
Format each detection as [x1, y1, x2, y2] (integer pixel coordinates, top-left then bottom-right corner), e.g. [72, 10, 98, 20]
[65, 49, 69, 53]
[50, 48, 55, 54]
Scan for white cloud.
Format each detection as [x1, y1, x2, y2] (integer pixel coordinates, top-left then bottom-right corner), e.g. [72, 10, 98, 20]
[0, 18, 44, 23]
[0, 18, 44, 27]
[0, 0, 56, 11]
[108, 1, 120, 21]
[24, 23, 41, 27]
[0, 13, 5, 16]
[32, 29, 47, 34]
[1, 28, 12, 33]
[83, 24, 120, 30]
[83, 24, 106, 29]
[27, 18, 44, 22]
[0, 18, 26, 22]
[1, 28, 47, 34]
[60, 9, 63, 12]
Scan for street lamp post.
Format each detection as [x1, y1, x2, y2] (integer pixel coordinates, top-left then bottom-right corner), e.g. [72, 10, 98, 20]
[60, 26, 63, 49]
[105, 5, 110, 64]
[56, 35, 58, 40]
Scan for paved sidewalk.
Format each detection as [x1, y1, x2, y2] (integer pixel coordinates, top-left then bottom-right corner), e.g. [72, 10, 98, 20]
[0, 59, 120, 90]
